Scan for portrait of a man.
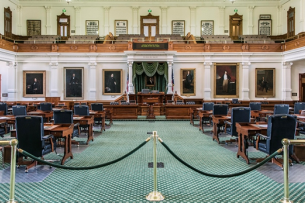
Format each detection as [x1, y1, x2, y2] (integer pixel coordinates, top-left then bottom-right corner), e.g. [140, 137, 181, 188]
[180, 69, 196, 96]
[103, 69, 122, 95]
[64, 68, 83, 99]
[214, 64, 239, 98]
[145, 76, 155, 86]
[255, 68, 275, 97]
[23, 71, 46, 97]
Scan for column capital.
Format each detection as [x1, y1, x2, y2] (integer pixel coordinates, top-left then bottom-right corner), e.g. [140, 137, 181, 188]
[283, 62, 293, 66]
[132, 6, 139, 10]
[219, 6, 226, 10]
[167, 61, 173, 66]
[88, 62, 97, 66]
[248, 6, 255, 9]
[74, 6, 81, 11]
[127, 61, 133, 66]
[242, 62, 251, 66]
[190, 6, 197, 10]
[161, 6, 168, 10]
[103, 6, 111, 11]
[204, 62, 213, 66]
[49, 62, 58, 66]
[44, 6, 51, 10]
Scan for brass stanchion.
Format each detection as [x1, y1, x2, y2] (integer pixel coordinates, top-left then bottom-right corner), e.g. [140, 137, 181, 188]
[281, 138, 292, 203]
[146, 131, 164, 201]
[0, 139, 18, 203]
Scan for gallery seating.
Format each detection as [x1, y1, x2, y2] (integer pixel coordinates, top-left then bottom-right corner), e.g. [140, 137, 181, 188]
[115, 34, 145, 44]
[66, 35, 99, 44]
[239, 35, 275, 43]
[201, 35, 233, 44]
[155, 34, 184, 44]
[24, 35, 60, 44]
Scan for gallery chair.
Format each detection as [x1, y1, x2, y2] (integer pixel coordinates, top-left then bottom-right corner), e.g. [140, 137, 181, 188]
[40, 102, 52, 111]
[274, 104, 289, 115]
[254, 115, 297, 168]
[12, 105, 27, 116]
[16, 116, 56, 172]
[294, 102, 305, 114]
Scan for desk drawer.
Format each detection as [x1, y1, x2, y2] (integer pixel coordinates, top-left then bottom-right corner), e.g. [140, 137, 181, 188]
[51, 131, 63, 137]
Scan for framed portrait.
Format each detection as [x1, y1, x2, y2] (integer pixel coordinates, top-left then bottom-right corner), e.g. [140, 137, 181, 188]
[255, 68, 275, 98]
[27, 20, 41, 36]
[172, 20, 185, 36]
[103, 69, 122, 95]
[201, 20, 214, 35]
[86, 20, 99, 35]
[145, 75, 156, 87]
[214, 63, 239, 98]
[180, 69, 196, 96]
[258, 19, 272, 36]
[64, 67, 84, 100]
[114, 20, 128, 36]
[23, 71, 46, 98]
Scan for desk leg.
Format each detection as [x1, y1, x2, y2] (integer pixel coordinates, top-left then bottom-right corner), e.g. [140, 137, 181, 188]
[102, 116, 105, 131]
[212, 123, 220, 144]
[86, 123, 94, 145]
[237, 134, 250, 164]
[199, 116, 202, 131]
[61, 134, 73, 165]
[190, 113, 193, 125]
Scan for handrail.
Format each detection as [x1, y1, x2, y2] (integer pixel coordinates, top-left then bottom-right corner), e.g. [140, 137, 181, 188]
[281, 138, 305, 203]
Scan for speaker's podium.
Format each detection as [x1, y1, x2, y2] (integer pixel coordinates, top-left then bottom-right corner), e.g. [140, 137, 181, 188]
[138, 90, 164, 119]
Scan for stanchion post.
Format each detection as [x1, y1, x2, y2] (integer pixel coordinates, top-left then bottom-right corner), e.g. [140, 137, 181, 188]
[281, 138, 292, 203]
[146, 131, 164, 201]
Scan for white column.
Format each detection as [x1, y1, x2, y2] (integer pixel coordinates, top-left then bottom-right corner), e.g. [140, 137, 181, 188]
[128, 61, 134, 94]
[45, 6, 52, 35]
[167, 61, 173, 94]
[7, 62, 17, 101]
[277, 5, 282, 35]
[241, 62, 250, 101]
[248, 6, 254, 34]
[16, 5, 22, 35]
[132, 7, 139, 34]
[190, 6, 196, 35]
[161, 6, 167, 34]
[219, 6, 225, 34]
[49, 62, 59, 97]
[204, 62, 212, 100]
[74, 6, 81, 35]
[103, 7, 111, 35]
[88, 62, 97, 100]
[282, 62, 293, 101]
[300, 0, 305, 32]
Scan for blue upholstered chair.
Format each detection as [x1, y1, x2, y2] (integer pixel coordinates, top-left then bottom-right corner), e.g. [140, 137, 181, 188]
[40, 102, 53, 111]
[91, 103, 104, 126]
[213, 104, 228, 116]
[74, 105, 90, 136]
[203, 102, 214, 111]
[254, 115, 297, 168]
[249, 102, 261, 111]
[232, 99, 240, 104]
[225, 107, 251, 143]
[53, 110, 79, 138]
[274, 104, 289, 115]
[12, 105, 27, 116]
[294, 102, 305, 114]
[16, 116, 56, 172]
[0, 102, 8, 115]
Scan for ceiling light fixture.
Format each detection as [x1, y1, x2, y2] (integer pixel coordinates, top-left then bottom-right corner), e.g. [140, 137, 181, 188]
[66, 0, 71, 4]
[230, 0, 235, 3]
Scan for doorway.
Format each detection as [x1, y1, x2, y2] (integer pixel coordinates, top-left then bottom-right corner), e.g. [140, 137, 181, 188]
[229, 13, 243, 41]
[57, 13, 70, 41]
[140, 13, 159, 41]
[299, 74, 305, 101]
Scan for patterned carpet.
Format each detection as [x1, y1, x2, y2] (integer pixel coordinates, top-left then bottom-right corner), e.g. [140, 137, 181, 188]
[0, 121, 305, 202]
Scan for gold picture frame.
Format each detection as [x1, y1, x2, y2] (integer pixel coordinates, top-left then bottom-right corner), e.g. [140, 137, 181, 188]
[64, 67, 84, 100]
[145, 75, 156, 87]
[23, 71, 46, 98]
[85, 20, 99, 35]
[201, 20, 214, 35]
[255, 68, 275, 98]
[103, 69, 123, 95]
[214, 63, 239, 98]
[114, 20, 128, 36]
[172, 20, 185, 36]
[180, 69, 196, 96]
[27, 20, 41, 36]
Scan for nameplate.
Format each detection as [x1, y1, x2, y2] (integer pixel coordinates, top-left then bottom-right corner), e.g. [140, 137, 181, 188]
[133, 43, 168, 50]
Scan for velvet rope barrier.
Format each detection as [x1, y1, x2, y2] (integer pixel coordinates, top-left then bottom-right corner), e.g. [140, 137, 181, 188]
[160, 140, 282, 178]
[18, 138, 150, 170]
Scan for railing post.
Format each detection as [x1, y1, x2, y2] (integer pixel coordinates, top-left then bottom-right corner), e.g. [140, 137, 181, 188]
[281, 138, 292, 203]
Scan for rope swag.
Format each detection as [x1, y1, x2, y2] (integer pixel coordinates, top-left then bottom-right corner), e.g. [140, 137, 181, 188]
[132, 62, 168, 84]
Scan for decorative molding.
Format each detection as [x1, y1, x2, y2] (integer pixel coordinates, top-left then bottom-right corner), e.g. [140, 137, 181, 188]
[261, 45, 269, 50]
[51, 44, 58, 52]
[108, 45, 116, 50]
[70, 46, 78, 50]
[223, 45, 230, 50]
[184, 45, 192, 50]
[49, 62, 58, 66]
[88, 62, 97, 66]
[204, 62, 213, 66]
[242, 45, 249, 50]
[127, 61, 133, 66]
[89, 45, 97, 51]
[30, 45, 38, 50]
[242, 62, 251, 66]
[283, 62, 293, 66]
[294, 41, 300, 46]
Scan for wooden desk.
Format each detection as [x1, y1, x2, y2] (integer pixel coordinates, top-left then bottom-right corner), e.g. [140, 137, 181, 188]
[235, 123, 267, 164]
[212, 115, 231, 144]
[73, 116, 94, 145]
[165, 105, 201, 119]
[198, 110, 213, 131]
[89, 110, 106, 131]
[104, 108, 113, 125]
[137, 92, 164, 104]
[104, 105, 138, 119]
[27, 110, 53, 122]
[258, 110, 273, 117]
[190, 108, 201, 126]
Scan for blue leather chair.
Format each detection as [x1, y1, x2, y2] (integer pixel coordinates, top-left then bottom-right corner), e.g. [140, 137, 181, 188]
[40, 102, 53, 111]
[53, 110, 79, 138]
[74, 105, 90, 136]
[0, 102, 8, 115]
[16, 116, 56, 172]
[203, 102, 214, 111]
[232, 99, 240, 104]
[274, 104, 289, 115]
[12, 105, 27, 116]
[254, 115, 297, 168]
[294, 102, 305, 114]
[249, 102, 261, 111]
[91, 103, 104, 125]
[213, 104, 228, 116]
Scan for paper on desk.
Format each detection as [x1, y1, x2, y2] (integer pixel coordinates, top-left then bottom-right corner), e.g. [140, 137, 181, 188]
[258, 124, 268, 128]
[73, 117, 83, 120]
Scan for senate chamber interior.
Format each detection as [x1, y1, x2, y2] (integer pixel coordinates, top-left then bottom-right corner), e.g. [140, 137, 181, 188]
[0, 0, 305, 202]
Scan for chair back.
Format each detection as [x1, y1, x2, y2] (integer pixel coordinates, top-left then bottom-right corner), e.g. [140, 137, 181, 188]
[266, 115, 296, 154]
[203, 102, 214, 111]
[230, 107, 251, 136]
[54, 110, 73, 124]
[213, 104, 228, 116]
[40, 102, 52, 111]
[249, 102, 261, 111]
[232, 99, 239, 104]
[142, 89, 150, 93]
[16, 116, 44, 157]
[167, 100, 174, 104]
[151, 90, 159, 93]
[91, 103, 103, 111]
[294, 102, 305, 114]
[12, 105, 27, 116]
[0, 102, 8, 115]
[129, 100, 136, 104]
[74, 105, 89, 116]
[274, 104, 289, 115]
[81, 102, 87, 105]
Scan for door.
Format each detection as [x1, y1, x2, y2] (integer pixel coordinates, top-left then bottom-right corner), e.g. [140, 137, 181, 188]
[287, 7, 295, 38]
[143, 24, 157, 41]
[4, 7, 12, 38]
[299, 74, 305, 101]
[57, 13, 70, 41]
[229, 13, 243, 41]
[140, 13, 159, 41]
